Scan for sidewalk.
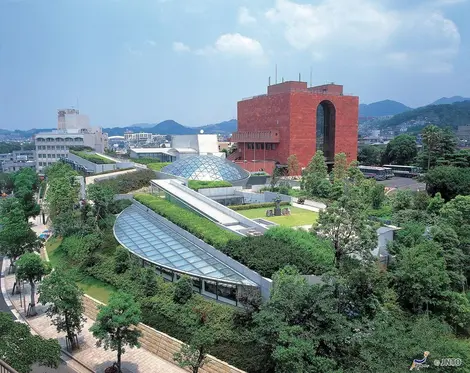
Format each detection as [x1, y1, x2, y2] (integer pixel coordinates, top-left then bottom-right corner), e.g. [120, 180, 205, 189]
[1, 258, 185, 373]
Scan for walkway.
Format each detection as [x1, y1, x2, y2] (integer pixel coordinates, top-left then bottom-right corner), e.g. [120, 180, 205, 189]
[1, 258, 185, 373]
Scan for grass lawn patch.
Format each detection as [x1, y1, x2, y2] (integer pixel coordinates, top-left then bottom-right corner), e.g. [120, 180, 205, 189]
[188, 180, 232, 190]
[70, 150, 115, 164]
[239, 206, 318, 227]
[147, 162, 171, 172]
[45, 237, 115, 304]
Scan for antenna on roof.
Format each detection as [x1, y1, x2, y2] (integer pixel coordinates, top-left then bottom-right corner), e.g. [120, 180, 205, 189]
[299, 73, 301, 82]
[268, 76, 271, 86]
[282, 77, 284, 83]
[275, 64, 278, 84]
[310, 66, 313, 87]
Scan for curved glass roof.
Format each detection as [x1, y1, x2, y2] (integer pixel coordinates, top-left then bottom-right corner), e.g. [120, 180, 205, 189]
[161, 155, 250, 182]
[114, 204, 255, 285]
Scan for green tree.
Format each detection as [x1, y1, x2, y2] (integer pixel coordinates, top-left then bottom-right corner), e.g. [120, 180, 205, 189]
[87, 183, 115, 222]
[425, 166, 470, 201]
[427, 192, 445, 215]
[38, 269, 86, 349]
[332, 153, 348, 182]
[270, 167, 282, 190]
[173, 276, 194, 304]
[302, 151, 332, 198]
[0, 172, 14, 194]
[313, 190, 376, 268]
[287, 154, 301, 176]
[90, 292, 142, 373]
[391, 189, 413, 212]
[16, 253, 50, 316]
[422, 125, 442, 170]
[12, 168, 40, 219]
[393, 241, 450, 313]
[370, 183, 385, 209]
[358, 145, 383, 166]
[174, 302, 235, 373]
[304, 150, 328, 178]
[0, 312, 61, 373]
[114, 245, 130, 274]
[382, 134, 417, 165]
[0, 204, 41, 263]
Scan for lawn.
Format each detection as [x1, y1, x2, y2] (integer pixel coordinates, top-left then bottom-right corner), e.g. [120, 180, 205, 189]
[45, 237, 114, 304]
[239, 206, 318, 227]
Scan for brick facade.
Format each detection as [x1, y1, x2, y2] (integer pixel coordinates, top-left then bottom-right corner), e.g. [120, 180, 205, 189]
[235, 81, 358, 174]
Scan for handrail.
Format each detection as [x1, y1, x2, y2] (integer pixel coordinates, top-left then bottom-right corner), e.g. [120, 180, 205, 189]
[0, 359, 20, 373]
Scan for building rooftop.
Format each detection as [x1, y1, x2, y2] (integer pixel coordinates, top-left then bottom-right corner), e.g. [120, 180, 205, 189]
[114, 204, 255, 285]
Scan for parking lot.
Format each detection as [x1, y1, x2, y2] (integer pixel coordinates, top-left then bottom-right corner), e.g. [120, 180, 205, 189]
[378, 177, 426, 192]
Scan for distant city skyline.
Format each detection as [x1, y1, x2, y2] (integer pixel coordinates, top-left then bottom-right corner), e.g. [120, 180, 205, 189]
[1, 0, 470, 130]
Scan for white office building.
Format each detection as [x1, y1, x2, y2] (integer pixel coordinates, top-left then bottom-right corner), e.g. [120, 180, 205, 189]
[34, 109, 108, 172]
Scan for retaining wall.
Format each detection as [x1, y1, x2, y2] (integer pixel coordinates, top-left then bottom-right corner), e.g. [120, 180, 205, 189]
[82, 295, 246, 373]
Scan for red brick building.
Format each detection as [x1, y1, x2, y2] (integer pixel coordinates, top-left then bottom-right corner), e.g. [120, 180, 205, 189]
[230, 81, 359, 175]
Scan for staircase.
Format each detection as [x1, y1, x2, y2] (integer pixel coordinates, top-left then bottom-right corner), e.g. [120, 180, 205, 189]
[227, 150, 242, 161]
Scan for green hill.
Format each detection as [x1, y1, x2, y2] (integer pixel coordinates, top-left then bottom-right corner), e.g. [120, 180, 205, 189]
[380, 101, 470, 130]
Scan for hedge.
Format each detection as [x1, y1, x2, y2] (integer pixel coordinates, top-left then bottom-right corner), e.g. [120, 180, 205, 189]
[96, 169, 155, 194]
[188, 180, 232, 191]
[70, 150, 115, 164]
[222, 226, 334, 278]
[229, 201, 290, 211]
[134, 193, 240, 248]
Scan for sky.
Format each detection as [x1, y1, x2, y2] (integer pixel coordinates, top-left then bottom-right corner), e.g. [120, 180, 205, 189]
[1, 0, 470, 130]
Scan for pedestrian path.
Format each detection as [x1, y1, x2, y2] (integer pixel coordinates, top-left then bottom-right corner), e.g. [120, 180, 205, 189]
[1, 258, 185, 373]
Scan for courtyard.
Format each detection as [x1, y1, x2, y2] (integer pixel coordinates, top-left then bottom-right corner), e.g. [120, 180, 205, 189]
[238, 206, 318, 227]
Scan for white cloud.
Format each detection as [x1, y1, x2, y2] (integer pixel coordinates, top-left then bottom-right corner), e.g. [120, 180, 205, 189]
[172, 42, 191, 53]
[264, 0, 461, 73]
[145, 40, 157, 47]
[238, 6, 256, 25]
[194, 33, 267, 64]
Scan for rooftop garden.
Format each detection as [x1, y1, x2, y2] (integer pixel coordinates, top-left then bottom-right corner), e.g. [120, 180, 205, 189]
[238, 205, 319, 227]
[132, 158, 171, 171]
[188, 180, 232, 190]
[70, 150, 116, 164]
[95, 169, 156, 194]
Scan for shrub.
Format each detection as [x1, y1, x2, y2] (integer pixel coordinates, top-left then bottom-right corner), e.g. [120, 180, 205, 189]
[134, 194, 240, 249]
[188, 180, 232, 190]
[96, 169, 155, 194]
[114, 246, 130, 274]
[222, 227, 334, 278]
[108, 199, 132, 214]
[425, 166, 470, 201]
[173, 276, 194, 304]
[229, 201, 290, 211]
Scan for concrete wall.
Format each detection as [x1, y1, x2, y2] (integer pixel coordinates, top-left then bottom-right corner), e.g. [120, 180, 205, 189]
[82, 295, 246, 373]
[231, 191, 292, 204]
[198, 186, 243, 198]
[68, 153, 116, 173]
[133, 200, 272, 299]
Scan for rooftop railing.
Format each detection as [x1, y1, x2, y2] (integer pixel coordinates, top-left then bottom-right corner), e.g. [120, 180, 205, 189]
[0, 360, 19, 373]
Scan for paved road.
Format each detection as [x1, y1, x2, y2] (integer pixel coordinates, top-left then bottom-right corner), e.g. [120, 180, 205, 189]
[378, 177, 426, 192]
[1, 258, 77, 373]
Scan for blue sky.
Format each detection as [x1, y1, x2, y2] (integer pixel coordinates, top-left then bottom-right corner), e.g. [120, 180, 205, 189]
[1, 0, 469, 130]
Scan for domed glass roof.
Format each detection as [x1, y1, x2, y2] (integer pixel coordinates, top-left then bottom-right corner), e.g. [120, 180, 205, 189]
[161, 155, 250, 182]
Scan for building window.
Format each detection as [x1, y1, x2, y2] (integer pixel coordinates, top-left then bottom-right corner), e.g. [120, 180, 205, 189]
[272, 144, 277, 150]
[51, 154, 56, 158]
[38, 162, 43, 166]
[256, 143, 264, 150]
[266, 144, 271, 150]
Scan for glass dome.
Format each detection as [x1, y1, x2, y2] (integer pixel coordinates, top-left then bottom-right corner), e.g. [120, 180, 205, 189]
[161, 155, 250, 183]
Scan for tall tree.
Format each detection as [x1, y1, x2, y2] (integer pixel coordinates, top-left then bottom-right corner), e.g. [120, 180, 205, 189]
[16, 253, 50, 316]
[0, 204, 41, 263]
[358, 145, 383, 166]
[287, 154, 301, 176]
[38, 269, 86, 350]
[0, 312, 61, 373]
[90, 292, 142, 373]
[12, 168, 40, 219]
[87, 183, 115, 222]
[332, 153, 348, 182]
[313, 189, 376, 268]
[382, 134, 417, 165]
[302, 151, 331, 198]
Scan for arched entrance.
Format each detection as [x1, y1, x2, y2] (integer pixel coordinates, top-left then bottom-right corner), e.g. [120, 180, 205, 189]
[316, 100, 336, 161]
